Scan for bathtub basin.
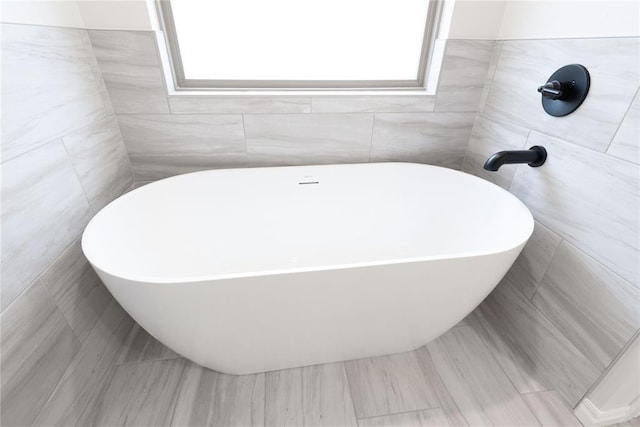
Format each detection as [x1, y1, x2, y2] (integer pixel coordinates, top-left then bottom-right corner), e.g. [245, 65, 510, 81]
[82, 162, 533, 374]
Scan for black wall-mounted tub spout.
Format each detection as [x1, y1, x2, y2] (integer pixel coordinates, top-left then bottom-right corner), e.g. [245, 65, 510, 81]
[483, 146, 547, 171]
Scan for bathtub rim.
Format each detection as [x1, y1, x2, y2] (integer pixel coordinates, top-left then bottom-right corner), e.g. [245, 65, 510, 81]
[81, 162, 535, 285]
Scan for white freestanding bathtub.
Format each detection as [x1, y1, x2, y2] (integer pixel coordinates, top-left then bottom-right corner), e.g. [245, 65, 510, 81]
[82, 162, 533, 374]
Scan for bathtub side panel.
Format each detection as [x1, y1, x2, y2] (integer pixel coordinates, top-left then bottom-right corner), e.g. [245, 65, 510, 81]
[94, 246, 522, 374]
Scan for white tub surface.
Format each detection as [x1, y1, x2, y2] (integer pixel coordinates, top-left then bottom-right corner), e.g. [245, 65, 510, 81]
[83, 163, 533, 374]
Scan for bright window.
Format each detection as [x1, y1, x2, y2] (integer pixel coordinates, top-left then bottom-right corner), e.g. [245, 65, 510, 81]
[160, 0, 438, 90]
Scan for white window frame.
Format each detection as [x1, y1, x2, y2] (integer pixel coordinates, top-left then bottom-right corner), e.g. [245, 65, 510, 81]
[156, 0, 442, 92]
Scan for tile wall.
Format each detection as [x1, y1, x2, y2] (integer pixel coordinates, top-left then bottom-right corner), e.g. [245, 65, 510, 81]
[87, 30, 495, 185]
[1, 23, 135, 426]
[463, 37, 640, 407]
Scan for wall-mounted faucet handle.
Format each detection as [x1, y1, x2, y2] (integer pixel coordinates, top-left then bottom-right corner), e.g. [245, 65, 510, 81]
[537, 80, 564, 100]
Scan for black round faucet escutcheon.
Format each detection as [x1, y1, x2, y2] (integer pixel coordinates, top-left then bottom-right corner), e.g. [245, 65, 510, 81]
[483, 146, 547, 172]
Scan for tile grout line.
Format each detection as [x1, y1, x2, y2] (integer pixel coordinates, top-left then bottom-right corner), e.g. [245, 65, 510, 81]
[604, 85, 640, 155]
[367, 114, 376, 162]
[342, 363, 363, 424]
[355, 406, 445, 422]
[528, 236, 564, 302]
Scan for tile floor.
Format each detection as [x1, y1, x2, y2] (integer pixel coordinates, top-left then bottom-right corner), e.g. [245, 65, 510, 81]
[35, 294, 639, 427]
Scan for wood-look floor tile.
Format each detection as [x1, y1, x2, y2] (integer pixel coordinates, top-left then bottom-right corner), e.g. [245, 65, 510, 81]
[1, 281, 81, 427]
[358, 408, 450, 427]
[265, 363, 357, 427]
[522, 390, 582, 427]
[533, 241, 640, 370]
[34, 301, 134, 427]
[93, 359, 188, 427]
[427, 326, 541, 427]
[170, 362, 265, 427]
[345, 351, 440, 419]
[474, 282, 600, 406]
[116, 323, 180, 365]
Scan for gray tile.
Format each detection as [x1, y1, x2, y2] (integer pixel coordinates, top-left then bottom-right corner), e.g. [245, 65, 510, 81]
[116, 323, 180, 365]
[370, 112, 475, 169]
[1, 141, 93, 311]
[414, 346, 469, 427]
[466, 311, 550, 395]
[171, 362, 265, 427]
[63, 117, 134, 212]
[345, 351, 439, 419]
[509, 131, 640, 287]
[119, 114, 247, 179]
[462, 113, 530, 189]
[474, 281, 600, 405]
[118, 114, 245, 156]
[485, 38, 640, 152]
[436, 40, 495, 112]
[427, 325, 540, 427]
[478, 42, 503, 113]
[1, 281, 81, 427]
[533, 241, 640, 370]
[265, 368, 303, 427]
[245, 114, 373, 166]
[1, 23, 110, 162]
[266, 363, 358, 427]
[609, 90, 640, 165]
[301, 363, 358, 427]
[129, 154, 247, 181]
[522, 390, 582, 427]
[504, 220, 563, 299]
[93, 358, 188, 427]
[39, 238, 113, 343]
[312, 96, 435, 113]
[358, 408, 449, 427]
[169, 95, 311, 114]
[89, 30, 169, 114]
[34, 301, 134, 427]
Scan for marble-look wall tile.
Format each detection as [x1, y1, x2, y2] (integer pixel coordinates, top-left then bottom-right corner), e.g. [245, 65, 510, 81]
[118, 114, 247, 179]
[435, 40, 495, 112]
[344, 351, 439, 419]
[370, 112, 475, 169]
[608, 89, 640, 164]
[478, 41, 503, 112]
[245, 114, 373, 166]
[426, 325, 540, 427]
[39, 238, 113, 343]
[1, 141, 93, 311]
[474, 281, 600, 405]
[118, 114, 245, 156]
[509, 131, 639, 287]
[34, 301, 134, 427]
[89, 30, 169, 114]
[504, 220, 563, 299]
[312, 96, 436, 113]
[358, 408, 449, 427]
[128, 154, 244, 181]
[116, 323, 180, 365]
[522, 390, 582, 427]
[1, 281, 81, 427]
[1, 23, 109, 162]
[533, 241, 640, 370]
[485, 38, 640, 152]
[170, 96, 311, 114]
[462, 113, 530, 189]
[63, 117, 134, 212]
